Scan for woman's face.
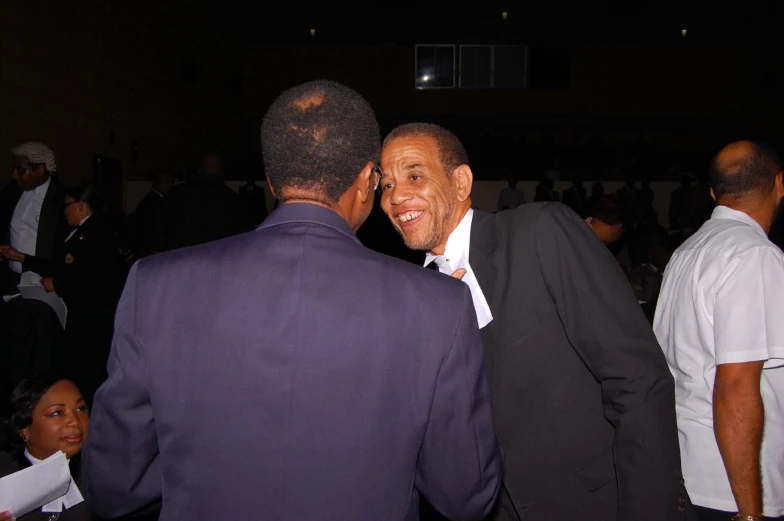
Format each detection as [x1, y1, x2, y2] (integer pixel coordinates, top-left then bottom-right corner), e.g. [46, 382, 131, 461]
[20, 380, 89, 460]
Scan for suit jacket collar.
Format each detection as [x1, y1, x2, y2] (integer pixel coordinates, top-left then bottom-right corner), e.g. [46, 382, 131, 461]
[469, 210, 499, 309]
[65, 212, 99, 244]
[259, 202, 361, 244]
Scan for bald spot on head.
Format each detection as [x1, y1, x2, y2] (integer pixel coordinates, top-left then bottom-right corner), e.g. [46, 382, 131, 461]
[291, 92, 325, 111]
[709, 140, 782, 201]
[713, 140, 755, 178]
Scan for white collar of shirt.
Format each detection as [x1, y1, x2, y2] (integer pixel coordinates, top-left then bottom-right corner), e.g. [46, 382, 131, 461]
[425, 208, 493, 328]
[711, 205, 768, 237]
[65, 214, 91, 243]
[24, 449, 84, 512]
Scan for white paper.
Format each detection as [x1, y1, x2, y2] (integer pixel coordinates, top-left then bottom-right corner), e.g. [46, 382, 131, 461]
[0, 451, 71, 517]
[17, 271, 68, 329]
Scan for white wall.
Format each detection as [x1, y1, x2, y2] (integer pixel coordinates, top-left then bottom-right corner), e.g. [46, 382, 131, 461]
[127, 180, 681, 228]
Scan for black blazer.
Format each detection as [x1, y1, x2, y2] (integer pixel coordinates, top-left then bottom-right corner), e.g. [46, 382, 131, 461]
[152, 175, 245, 251]
[22, 213, 124, 315]
[0, 451, 94, 521]
[469, 203, 686, 521]
[0, 178, 70, 294]
[129, 190, 165, 258]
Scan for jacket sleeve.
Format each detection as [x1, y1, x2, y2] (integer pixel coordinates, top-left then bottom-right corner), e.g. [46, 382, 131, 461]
[416, 284, 503, 521]
[533, 202, 683, 521]
[21, 254, 55, 277]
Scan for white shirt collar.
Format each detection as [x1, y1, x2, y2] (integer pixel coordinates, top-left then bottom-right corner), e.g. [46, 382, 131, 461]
[24, 449, 84, 512]
[711, 205, 767, 237]
[425, 209, 493, 328]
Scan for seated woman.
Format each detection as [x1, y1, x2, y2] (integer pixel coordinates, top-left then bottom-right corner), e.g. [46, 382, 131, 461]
[0, 374, 92, 521]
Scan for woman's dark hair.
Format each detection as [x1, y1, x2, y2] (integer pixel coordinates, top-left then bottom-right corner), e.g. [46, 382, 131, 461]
[64, 183, 102, 211]
[1, 373, 72, 450]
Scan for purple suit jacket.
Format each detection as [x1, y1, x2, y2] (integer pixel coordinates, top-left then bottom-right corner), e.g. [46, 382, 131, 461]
[82, 203, 501, 521]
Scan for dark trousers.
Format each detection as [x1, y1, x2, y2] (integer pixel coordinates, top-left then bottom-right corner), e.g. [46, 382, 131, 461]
[695, 505, 783, 521]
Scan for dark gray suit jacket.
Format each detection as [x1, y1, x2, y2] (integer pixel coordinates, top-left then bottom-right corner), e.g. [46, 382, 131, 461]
[470, 203, 684, 521]
[82, 203, 502, 521]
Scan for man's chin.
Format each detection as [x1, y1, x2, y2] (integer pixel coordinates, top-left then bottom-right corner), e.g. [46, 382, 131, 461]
[401, 234, 434, 251]
[403, 240, 427, 251]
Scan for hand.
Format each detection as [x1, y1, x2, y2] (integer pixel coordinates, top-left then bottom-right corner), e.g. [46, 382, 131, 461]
[0, 511, 15, 521]
[450, 268, 467, 280]
[41, 277, 55, 292]
[0, 245, 24, 262]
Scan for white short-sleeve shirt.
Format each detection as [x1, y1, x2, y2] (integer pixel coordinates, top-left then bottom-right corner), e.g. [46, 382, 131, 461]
[654, 205, 784, 516]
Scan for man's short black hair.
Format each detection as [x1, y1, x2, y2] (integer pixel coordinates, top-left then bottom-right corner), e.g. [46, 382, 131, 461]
[709, 141, 783, 200]
[261, 80, 380, 203]
[383, 123, 469, 177]
[592, 200, 630, 227]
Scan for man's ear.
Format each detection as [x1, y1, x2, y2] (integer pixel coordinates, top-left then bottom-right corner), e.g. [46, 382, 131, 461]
[452, 164, 473, 202]
[709, 186, 716, 202]
[357, 161, 375, 204]
[266, 173, 277, 198]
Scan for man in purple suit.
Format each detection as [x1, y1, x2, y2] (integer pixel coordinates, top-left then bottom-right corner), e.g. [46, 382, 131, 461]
[81, 80, 502, 521]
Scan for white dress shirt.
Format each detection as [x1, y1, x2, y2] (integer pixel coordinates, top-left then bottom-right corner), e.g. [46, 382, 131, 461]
[653, 205, 784, 516]
[425, 209, 493, 329]
[9, 177, 50, 273]
[24, 449, 84, 513]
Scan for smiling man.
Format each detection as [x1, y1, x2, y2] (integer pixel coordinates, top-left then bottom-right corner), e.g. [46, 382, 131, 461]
[379, 122, 688, 521]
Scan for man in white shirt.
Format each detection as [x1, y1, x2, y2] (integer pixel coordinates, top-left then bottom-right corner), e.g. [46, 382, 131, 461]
[654, 140, 784, 521]
[380, 123, 687, 521]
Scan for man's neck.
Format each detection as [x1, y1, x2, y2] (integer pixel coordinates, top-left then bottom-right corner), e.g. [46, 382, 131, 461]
[718, 198, 773, 234]
[28, 176, 50, 192]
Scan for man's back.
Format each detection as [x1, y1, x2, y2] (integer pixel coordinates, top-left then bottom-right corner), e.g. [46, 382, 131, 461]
[84, 203, 501, 521]
[130, 190, 165, 257]
[156, 176, 244, 251]
[654, 205, 784, 515]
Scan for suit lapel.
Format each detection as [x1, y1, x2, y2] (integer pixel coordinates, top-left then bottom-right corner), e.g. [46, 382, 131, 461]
[469, 210, 498, 317]
[36, 180, 59, 260]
